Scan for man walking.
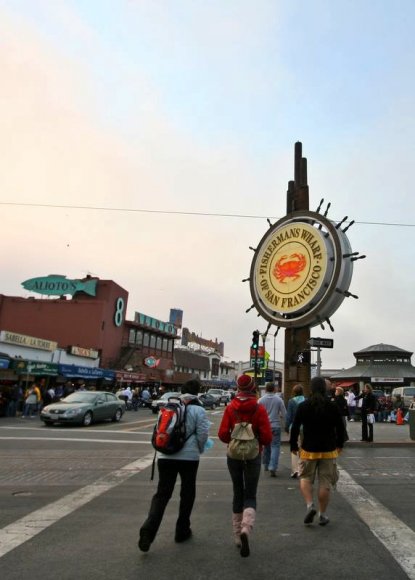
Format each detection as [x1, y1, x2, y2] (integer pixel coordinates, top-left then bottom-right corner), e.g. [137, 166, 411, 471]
[138, 379, 210, 552]
[258, 383, 286, 477]
[290, 376, 345, 526]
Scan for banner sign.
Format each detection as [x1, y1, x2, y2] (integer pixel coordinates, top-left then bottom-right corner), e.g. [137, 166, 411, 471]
[1, 330, 57, 352]
[14, 360, 58, 376]
[58, 364, 115, 380]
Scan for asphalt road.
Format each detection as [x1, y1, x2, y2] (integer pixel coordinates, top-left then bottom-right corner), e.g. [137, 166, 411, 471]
[0, 409, 415, 580]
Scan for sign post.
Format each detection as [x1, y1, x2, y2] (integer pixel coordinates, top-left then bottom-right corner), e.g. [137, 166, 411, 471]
[308, 337, 334, 376]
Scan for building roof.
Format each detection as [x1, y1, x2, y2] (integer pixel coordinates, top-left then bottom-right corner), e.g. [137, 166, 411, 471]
[353, 343, 413, 356]
[174, 349, 210, 371]
[331, 362, 415, 380]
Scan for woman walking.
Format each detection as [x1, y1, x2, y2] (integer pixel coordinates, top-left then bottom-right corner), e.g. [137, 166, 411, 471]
[218, 374, 271, 558]
[355, 384, 377, 442]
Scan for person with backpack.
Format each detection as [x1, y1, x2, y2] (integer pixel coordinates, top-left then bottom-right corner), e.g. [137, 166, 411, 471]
[138, 379, 210, 552]
[218, 374, 272, 558]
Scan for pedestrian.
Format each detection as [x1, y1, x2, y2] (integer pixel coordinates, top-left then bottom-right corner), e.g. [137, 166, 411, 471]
[334, 387, 349, 441]
[22, 384, 38, 418]
[138, 379, 210, 552]
[355, 384, 377, 442]
[285, 384, 306, 478]
[258, 383, 286, 477]
[218, 374, 272, 557]
[290, 376, 345, 526]
[346, 389, 356, 421]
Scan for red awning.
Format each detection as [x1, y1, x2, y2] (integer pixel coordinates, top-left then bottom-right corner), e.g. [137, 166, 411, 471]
[335, 381, 356, 388]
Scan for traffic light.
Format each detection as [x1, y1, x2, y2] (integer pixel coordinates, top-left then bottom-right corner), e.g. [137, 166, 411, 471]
[252, 330, 260, 350]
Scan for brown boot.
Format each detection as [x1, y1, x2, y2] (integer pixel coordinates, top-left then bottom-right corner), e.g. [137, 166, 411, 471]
[240, 507, 256, 558]
[232, 513, 243, 548]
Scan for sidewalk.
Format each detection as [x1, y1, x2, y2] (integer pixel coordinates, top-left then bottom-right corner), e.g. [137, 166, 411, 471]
[280, 417, 415, 447]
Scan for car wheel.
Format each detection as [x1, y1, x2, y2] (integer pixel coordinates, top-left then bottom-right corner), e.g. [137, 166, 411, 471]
[112, 408, 122, 422]
[212, 403, 217, 410]
[82, 412, 93, 427]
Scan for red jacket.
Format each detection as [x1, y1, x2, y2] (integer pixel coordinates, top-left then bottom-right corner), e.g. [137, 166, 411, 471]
[218, 393, 272, 450]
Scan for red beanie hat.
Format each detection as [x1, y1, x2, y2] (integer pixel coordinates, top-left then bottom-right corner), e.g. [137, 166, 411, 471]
[237, 374, 255, 391]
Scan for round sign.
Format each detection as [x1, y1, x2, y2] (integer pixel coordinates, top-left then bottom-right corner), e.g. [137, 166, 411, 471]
[249, 211, 353, 328]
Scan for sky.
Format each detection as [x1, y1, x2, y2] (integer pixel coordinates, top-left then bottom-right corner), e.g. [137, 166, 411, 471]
[1, 0, 415, 371]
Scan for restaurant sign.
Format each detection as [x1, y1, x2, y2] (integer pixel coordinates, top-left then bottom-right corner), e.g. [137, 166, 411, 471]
[0, 330, 57, 352]
[134, 312, 177, 336]
[68, 345, 99, 359]
[21, 275, 97, 297]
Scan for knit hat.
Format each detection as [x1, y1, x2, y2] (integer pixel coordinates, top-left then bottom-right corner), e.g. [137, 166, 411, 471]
[237, 374, 255, 391]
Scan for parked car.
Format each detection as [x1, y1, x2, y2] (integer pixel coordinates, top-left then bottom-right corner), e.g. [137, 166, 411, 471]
[391, 386, 415, 409]
[150, 391, 180, 414]
[206, 388, 229, 405]
[198, 393, 218, 410]
[41, 391, 125, 426]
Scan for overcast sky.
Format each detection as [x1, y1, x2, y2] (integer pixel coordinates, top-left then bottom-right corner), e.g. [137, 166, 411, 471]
[1, 1, 414, 370]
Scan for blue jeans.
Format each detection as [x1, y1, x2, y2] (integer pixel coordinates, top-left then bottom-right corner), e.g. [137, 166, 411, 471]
[227, 454, 261, 513]
[262, 427, 281, 471]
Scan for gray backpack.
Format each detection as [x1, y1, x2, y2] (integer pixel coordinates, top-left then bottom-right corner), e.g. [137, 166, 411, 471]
[227, 407, 259, 461]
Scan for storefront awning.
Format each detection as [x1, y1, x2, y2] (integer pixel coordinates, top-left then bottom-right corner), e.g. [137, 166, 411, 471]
[0, 358, 10, 369]
[335, 381, 356, 388]
[58, 364, 115, 381]
[14, 360, 58, 376]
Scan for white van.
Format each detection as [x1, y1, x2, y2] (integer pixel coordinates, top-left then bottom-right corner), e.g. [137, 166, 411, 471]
[391, 386, 415, 409]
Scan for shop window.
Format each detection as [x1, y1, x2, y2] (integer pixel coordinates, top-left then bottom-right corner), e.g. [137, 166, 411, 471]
[143, 332, 150, 347]
[156, 336, 162, 351]
[150, 334, 156, 349]
[162, 338, 168, 352]
[136, 330, 143, 346]
[129, 329, 136, 344]
[168, 339, 173, 353]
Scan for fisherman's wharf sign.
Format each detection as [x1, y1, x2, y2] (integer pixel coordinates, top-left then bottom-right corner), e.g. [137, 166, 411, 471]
[250, 211, 354, 328]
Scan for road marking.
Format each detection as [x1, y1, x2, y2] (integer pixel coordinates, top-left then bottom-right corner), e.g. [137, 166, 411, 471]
[338, 468, 415, 579]
[0, 437, 152, 445]
[0, 453, 155, 559]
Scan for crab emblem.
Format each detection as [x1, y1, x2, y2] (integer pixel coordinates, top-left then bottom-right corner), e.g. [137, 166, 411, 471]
[273, 253, 306, 283]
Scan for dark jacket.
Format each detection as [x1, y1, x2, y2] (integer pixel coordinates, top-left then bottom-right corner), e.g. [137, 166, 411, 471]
[290, 398, 345, 453]
[355, 392, 377, 414]
[335, 394, 349, 417]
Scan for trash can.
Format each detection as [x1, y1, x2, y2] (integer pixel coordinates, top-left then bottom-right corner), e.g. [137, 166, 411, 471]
[409, 408, 415, 441]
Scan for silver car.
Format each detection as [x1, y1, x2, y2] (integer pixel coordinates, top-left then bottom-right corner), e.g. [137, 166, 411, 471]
[41, 391, 125, 426]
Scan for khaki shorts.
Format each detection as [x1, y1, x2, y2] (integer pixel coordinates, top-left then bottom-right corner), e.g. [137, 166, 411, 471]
[298, 458, 339, 489]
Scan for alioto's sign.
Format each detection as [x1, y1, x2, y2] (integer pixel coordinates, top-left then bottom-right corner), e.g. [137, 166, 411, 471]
[250, 211, 354, 329]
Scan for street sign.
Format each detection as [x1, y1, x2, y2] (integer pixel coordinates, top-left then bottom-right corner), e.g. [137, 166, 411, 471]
[308, 337, 334, 349]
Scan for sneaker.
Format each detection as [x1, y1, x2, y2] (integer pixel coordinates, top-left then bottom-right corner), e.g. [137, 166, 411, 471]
[240, 531, 250, 558]
[318, 515, 330, 526]
[138, 530, 152, 552]
[269, 470, 276, 477]
[290, 472, 298, 479]
[175, 528, 192, 543]
[304, 506, 317, 525]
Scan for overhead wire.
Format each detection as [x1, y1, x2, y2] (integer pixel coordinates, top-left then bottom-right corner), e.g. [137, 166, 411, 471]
[0, 201, 414, 227]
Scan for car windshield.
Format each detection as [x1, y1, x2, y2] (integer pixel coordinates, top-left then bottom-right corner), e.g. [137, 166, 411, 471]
[208, 390, 221, 394]
[63, 392, 97, 404]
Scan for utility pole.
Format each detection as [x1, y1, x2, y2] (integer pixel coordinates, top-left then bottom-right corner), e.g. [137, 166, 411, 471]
[283, 142, 311, 401]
